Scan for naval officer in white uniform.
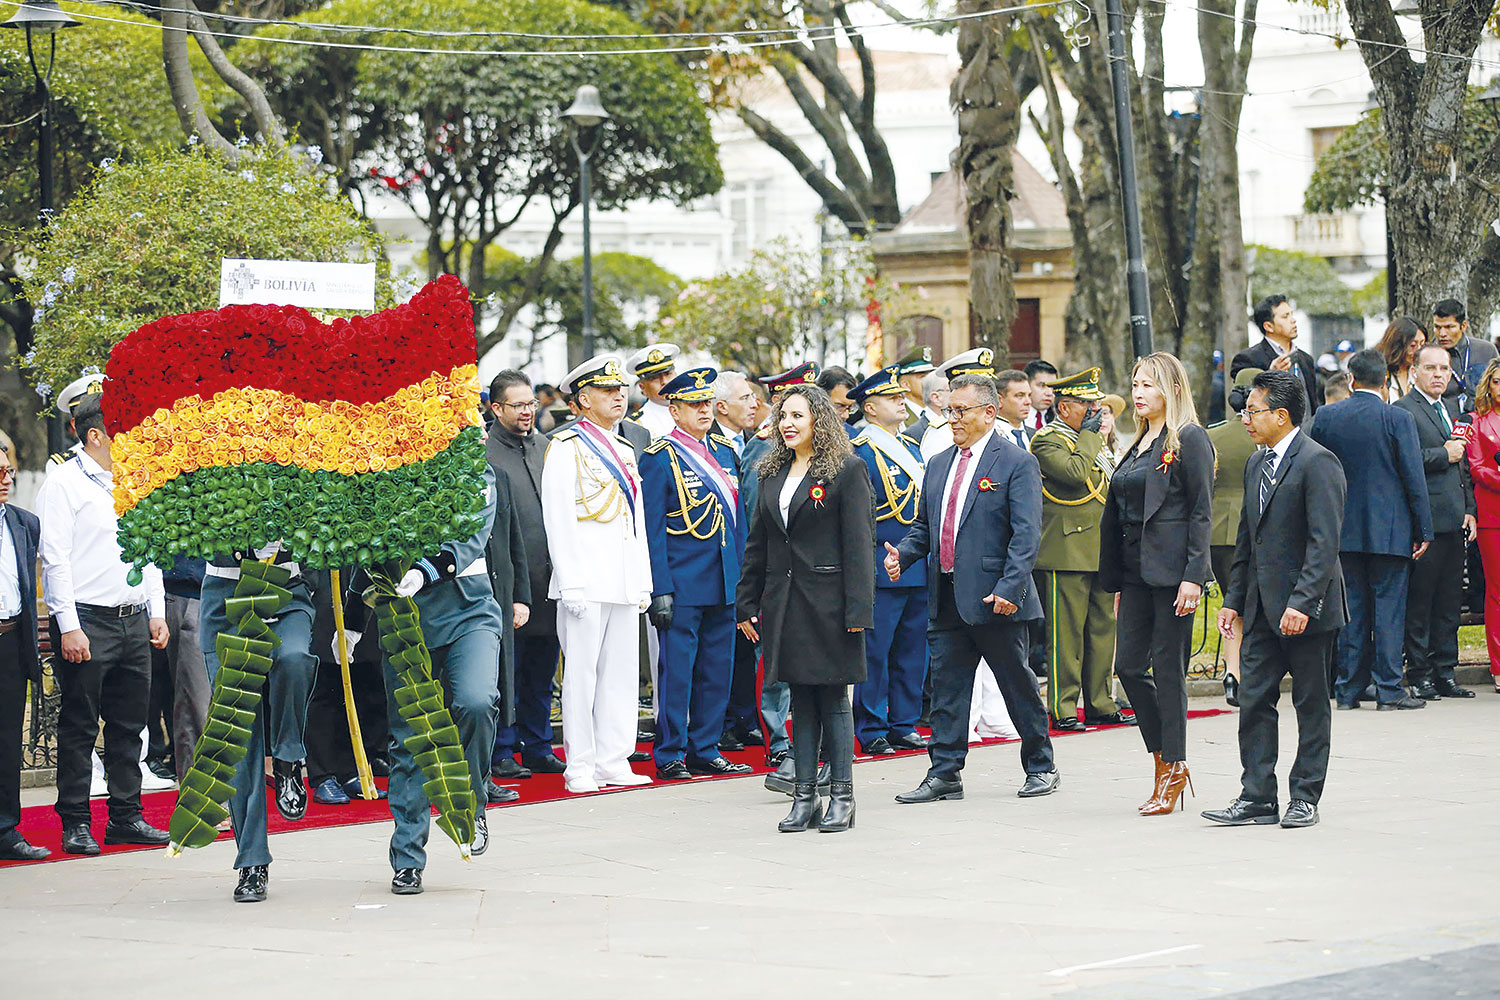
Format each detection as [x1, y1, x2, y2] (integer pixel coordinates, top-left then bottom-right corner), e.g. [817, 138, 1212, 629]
[542, 355, 654, 793]
[626, 343, 680, 439]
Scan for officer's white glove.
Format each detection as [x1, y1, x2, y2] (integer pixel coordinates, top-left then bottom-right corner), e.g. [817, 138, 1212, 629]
[331, 631, 361, 664]
[395, 569, 425, 597]
[562, 598, 588, 619]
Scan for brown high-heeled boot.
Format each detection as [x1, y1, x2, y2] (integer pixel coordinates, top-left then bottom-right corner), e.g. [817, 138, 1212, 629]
[1141, 761, 1194, 816]
[1139, 751, 1168, 813]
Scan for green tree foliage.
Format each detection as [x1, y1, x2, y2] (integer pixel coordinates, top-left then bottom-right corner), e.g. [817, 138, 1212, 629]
[16, 143, 392, 392]
[1248, 245, 1355, 318]
[241, 0, 722, 348]
[1353, 270, 1388, 319]
[657, 238, 905, 376]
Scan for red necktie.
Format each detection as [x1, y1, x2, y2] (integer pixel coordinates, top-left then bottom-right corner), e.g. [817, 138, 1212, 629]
[939, 447, 972, 573]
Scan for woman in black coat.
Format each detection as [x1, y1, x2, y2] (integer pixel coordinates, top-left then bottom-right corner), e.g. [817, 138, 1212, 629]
[1099, 352, 1215, 817]
[737, 384, 875, 833]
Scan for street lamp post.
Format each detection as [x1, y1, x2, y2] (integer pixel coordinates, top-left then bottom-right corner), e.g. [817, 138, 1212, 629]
[563, 84, 610, 360]
[1103, 0, 1153, 359]
[4, 2, 80, 456]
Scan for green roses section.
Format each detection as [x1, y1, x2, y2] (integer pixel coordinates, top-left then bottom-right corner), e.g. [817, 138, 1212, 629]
[168, 561, 292, 854]
[373, 582, 476, 856]
[119, 426, 487, 576]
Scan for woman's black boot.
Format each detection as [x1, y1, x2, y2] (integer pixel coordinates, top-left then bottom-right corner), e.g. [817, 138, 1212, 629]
[778, 783, 823, 832]
[819, 781, 855, 833]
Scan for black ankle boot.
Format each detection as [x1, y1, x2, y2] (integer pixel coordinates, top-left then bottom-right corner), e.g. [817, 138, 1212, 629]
[820, 781, 855, 833]
[778, 783, 823, 832]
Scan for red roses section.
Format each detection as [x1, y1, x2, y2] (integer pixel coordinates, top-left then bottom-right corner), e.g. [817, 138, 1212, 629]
[103, 274, 477, 435]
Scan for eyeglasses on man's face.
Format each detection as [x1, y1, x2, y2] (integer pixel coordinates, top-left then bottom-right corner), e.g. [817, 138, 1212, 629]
[0, 469, 14, 482]
[941, 403, 990, 421]
[501, 399, 538, 412]
[1241, 406, 1274, 420]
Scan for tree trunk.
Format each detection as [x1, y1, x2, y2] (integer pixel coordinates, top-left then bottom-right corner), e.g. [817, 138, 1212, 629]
[161, 0, 238, 160]
[953, 2, 1020, 355]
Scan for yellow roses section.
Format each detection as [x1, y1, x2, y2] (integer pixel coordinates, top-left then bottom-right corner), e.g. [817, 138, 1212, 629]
[111, 364, 481, 515]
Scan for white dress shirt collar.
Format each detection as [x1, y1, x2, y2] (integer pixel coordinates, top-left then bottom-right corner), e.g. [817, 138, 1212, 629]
[1267, 426, 1299, 472]
[942, 426, 997, 530]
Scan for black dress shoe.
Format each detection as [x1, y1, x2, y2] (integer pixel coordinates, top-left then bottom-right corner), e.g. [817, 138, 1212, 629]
[370, 755, 391, 778]
[146, 757, 177, 782]
[1378, 694, 1427, 710]
[686, 756, 753, 776]
[342, 777, 386, 800]
[0, 837, 51, 861]
[1222, 674, 1240, 708]
[491, 758, 533, 780]
[656, 760, 693, 781]
[740, 727, 765, 747]
[1201, 798, 1279, 825]
[628, 750, 652, 763]
[1435, 679, 1476, 699]
[895, 775, 964, 803]
[1281, 799, 1319, 828]
[104, 817, 170, 845]
[1411, 681, 1442, 701]
[234, 865, 268, 902]
[765, 748, 788, 768]
[889, 732, 931, 750]
[391, 868, 424, 895]
[1082, 711, 1136, 726]
[1018, 771, 1060, 798]
[635, 729, 656, 743]
[471, 814, 489, 855]
[61, 825, 99, 855]
[522, 753, 567, 774]
[1051, 716, 1087, 733]
[485, 780, 519, 804]
[860, 737, 896, 756]
[272, 758, 308, 821]
[1336, 700, 1360, 711]
[718, 733, 745, 752]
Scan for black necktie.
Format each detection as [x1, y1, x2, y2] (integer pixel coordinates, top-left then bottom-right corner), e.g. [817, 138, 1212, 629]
[1259, 455, 1276, 516]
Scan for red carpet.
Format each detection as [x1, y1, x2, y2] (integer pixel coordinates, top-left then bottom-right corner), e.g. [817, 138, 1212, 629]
[1, 709, 1231, 869]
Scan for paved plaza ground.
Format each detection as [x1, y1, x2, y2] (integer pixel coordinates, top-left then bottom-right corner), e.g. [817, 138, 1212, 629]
[4, 696, 1500, 998]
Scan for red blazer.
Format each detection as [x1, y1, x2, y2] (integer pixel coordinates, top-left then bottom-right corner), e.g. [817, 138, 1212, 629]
[1466, 411, 1500, 528]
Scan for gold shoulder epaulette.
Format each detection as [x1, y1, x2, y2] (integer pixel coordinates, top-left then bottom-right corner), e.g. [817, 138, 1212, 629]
[708, 431, 732, 447]
[644, 439, 669, 455]
[47, 452, 67, 466]
[899, 432, 918, 447]
[755, 426, 772, 440]
[1206, 420, 1228, 429]
[850, 434, 869, 447]
[552, 428, 578, 442]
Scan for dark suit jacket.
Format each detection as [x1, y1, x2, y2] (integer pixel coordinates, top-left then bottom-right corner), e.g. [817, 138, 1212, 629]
[487, 420, 553, 637]
[3, 504, 41, 684]
[895, 430, 1045, 625]
[736, 454, 875, 685]
[482, 463, 529, 725]
[1393, 389, 1476, 534]
[1231, 339, 1323, 413]
[1309, 390, 1433, 555]
[1098, 423, 1215, 591]
[1225, 431, 1348, 633]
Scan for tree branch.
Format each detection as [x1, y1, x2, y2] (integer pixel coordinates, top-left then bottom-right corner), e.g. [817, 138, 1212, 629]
[186, 9, 285, 143]
[482, 200, 577, 358]
[771, 59, 875, 213]
[160, 0, 237, 160]
[737, 105, 869, 231]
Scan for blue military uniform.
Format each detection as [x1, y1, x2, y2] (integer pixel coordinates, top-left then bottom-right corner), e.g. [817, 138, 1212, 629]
[849, 366, 930, 753]
[380, 465, 506, 870]
[200, 548, 317, 871]
[640, 368, 750, 773]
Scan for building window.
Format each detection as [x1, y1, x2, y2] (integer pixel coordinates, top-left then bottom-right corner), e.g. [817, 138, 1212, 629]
[1310, 126, 1346, 162]
[725, 179, 771, 261]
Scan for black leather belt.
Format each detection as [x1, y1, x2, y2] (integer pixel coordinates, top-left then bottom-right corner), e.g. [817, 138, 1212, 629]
[0, 616, 17, 634]
[77, 602, 146, 618]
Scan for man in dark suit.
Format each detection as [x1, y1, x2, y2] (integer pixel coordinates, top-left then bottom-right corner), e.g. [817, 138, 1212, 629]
[886, 373, 1058, 803]
[1395, 345, 1477, 699]
[1231, 294, 1323, 415]
[0, 446, 47, 861]
[1206, 370, 1347, 829]
[1309, 349, 1433, 710]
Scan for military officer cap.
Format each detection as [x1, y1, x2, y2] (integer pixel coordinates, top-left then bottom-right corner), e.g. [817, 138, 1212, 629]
[757, 362, 820, 392]
[1050, 366, 1107, 402]
[938, 347, 995, 379]
[56, 371, 105, 416]
[1233, 366, 1264, 389]
[562, 354, 629, 395]
[849, 365, 906, 403]
[895, 345, 936, 376]
[660, 366, 718, 403]
[626, 343, 680, 380]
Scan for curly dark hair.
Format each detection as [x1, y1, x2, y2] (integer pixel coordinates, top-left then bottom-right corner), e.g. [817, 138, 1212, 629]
[756, 384, 852, 484]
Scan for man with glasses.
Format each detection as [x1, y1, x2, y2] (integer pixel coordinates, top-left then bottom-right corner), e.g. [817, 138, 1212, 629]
[487, 370, 568, 778]
[818, 366, 861, 437]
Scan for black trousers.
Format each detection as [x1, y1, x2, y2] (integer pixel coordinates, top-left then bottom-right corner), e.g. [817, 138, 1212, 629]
[1404, 530, 1464, 687]
[53, 607, 152, 827]
[1238, 610, 1334, 806]
[790, 683, 852, 784]
[0, 630, 24, 846]
[724, 628, 760, 734]
[304, 651, 389, 784]
[1114, 583, 1192, 762]
[927, 575, 1053, 780]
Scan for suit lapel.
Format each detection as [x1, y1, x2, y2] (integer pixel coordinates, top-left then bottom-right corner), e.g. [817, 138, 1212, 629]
[1407, 392, 1447, 439]
[786, 470, 815, 528]
[4, 506, 26, 597]
[1144, 435, 1169, 521]
[1255, 432, 1303, 526]
[928, 447, 955, 544]
[765, 466, 790, 534]
[958, 435, 1003, 529]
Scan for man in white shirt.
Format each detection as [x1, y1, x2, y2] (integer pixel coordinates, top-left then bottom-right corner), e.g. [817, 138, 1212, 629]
[994, 370, 1034, 451]
[38, 397, 169, 855]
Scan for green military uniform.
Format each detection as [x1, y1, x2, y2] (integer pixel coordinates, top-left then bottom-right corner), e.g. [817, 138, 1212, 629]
[1207, 368, 1262, 588]
[1030, 367, 1117, 723]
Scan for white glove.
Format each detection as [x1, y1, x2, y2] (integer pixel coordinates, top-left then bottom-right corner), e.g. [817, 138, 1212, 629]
[562, 599, 588, 619]
[395, 569, 425, 597]
[331, 631, 361, 664]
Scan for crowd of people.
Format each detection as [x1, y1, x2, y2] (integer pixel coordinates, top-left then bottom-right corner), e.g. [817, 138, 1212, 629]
[2, 293, 1497, 899]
